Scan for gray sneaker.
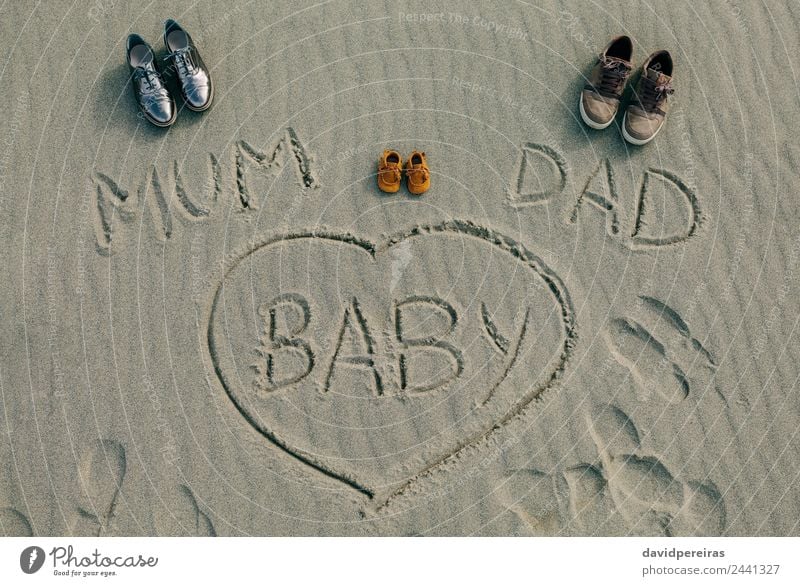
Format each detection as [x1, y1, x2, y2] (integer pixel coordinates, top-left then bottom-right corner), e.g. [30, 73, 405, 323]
[623, 50, 674, 145]
[579, 36, 633, 129]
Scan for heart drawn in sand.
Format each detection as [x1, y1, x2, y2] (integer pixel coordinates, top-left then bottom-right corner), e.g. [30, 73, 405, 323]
[206, 220, 576, 507]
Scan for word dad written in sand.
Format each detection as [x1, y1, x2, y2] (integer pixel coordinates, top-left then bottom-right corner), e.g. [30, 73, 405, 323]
[510, 143, 703, 249]
[90, 128, 318, 255]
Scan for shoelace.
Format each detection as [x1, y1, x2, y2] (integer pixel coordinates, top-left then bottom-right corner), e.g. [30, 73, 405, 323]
[133, 67, 159, 93]
[638, 73, 674, 112]
[164, 46, 195, 77]
[406, 164, 429, 184]
[596, 56, 631, 97]
[379, 163, 401, 183]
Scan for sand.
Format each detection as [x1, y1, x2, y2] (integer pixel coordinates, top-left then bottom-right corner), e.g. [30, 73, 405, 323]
[0, 0, 799, 536]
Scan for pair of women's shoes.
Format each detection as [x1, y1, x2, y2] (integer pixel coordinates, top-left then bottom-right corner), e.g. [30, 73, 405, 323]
[378, 150, 430, 195]
[126, 19, 213, 127]
[579, 36, 674, 145]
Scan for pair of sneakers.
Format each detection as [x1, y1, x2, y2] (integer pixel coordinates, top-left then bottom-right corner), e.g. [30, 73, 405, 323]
[126, 19, 213, 127]
[378, 150, 430, 195]
[579, 36, 674, 145]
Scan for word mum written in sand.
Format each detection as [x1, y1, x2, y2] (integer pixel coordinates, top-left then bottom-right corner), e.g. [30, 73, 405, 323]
[90, 128, 318, 256]
[89, 130, 703, 255]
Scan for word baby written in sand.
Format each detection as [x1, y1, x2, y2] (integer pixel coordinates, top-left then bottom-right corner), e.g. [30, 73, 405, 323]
[254, 293, 466, 396]
[90, 127, 318, 255]
[510, 143, 703, 249]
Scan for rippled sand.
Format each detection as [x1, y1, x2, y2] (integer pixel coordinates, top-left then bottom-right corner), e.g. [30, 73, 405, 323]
[0, 0, 798, 535]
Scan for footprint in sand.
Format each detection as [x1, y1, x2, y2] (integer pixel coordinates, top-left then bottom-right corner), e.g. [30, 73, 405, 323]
[604, 296, 720, 404]
[0, 507, 33, 536]
[499, 405, 725, 536]
[582, 404, 725, 536]
[497, 468, 564, 536]
[175, 484, 217, 537]
[156, 484, 217, 537]
[72, 439, 127, 537]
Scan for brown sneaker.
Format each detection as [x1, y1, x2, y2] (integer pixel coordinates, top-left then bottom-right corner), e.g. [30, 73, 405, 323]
[405, 150, 430, 195]
[579, 36, 633, 129]
[623, 50, 674, 145]
[378, 149, 403, 193]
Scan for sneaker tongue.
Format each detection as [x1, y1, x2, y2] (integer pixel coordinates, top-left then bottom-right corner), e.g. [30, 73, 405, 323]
[645, 67, 671, 84]
[605, 56, 631, 68]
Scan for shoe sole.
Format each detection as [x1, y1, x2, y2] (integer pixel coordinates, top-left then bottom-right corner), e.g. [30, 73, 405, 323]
[407, 183, 429, 195]
[621, 111, 662, 145]
[579, 96, 615, 130]
[378, 181, 401, 193]
[141, 108, 176, 128]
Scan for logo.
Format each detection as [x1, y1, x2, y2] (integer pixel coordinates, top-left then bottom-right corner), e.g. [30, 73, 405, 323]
[20, 546, 45, 574]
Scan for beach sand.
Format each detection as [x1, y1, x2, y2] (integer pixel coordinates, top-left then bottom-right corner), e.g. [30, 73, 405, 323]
[0, 0, 799, 536]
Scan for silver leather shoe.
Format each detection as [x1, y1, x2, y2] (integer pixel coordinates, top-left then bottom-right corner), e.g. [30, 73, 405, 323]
[163, 19, 213, 112]
[126, 34, 176, 127]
